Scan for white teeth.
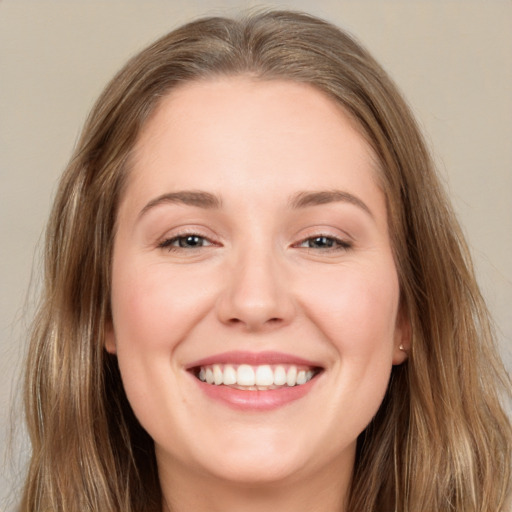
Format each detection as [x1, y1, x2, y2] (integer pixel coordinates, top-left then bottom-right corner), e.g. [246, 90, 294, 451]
[274, 365, 287, 386]
[255, 365, 274, 386]
[213, 364, 223, 385]
[286, 366, 297, 387]
[196, 363, 317, 388]
[237, 364, 255, 386]
[223, 365, 237, 385]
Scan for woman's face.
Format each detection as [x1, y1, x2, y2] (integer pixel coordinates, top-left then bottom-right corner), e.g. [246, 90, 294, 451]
[107, 77, 408, 488]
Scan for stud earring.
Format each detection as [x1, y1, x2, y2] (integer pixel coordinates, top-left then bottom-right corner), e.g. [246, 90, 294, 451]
[399, 344, 406, 351]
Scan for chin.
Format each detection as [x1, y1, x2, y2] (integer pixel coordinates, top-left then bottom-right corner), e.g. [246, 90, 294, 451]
[205, 455, 306, 486]
[190, 429, 329, 486]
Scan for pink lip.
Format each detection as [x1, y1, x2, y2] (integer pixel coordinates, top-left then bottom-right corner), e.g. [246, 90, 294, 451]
[186, 351, 323, 411]
[186, 350, 321, 369]
[192, 374, 320, 411]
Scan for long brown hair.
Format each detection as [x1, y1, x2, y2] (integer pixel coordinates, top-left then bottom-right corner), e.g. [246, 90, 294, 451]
[21, 10, 511, 511]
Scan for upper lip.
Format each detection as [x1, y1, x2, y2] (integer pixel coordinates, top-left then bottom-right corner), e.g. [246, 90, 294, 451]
[185, 351, 323, 369]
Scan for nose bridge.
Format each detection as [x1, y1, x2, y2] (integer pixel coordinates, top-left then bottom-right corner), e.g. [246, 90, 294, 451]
[217, 238, 293, 330]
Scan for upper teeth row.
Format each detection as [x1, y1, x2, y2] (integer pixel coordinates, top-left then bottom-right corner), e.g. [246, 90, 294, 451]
[198, 364, 315, 387]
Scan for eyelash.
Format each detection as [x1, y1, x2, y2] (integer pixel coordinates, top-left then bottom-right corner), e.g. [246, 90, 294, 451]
[294, 235, 352, 252]
[158, 233, 352, 252]
[158, 233, 215, 251]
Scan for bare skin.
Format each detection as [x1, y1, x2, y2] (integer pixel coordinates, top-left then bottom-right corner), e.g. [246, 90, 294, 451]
[107, 77, 409, 512]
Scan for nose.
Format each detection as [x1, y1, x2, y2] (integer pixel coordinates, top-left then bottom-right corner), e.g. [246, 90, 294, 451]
[216, 247, 295, 332]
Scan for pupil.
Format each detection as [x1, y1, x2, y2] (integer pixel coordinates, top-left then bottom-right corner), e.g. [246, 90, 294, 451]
[311, 236, 333, 248]
[180, 235, 201, 247]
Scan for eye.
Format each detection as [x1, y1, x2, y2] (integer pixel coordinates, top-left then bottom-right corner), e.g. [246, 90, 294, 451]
[159, 234, 213, 251]
[296, 235, 352, 251]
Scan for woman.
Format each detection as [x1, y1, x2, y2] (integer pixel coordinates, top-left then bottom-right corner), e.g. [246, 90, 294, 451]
[20, 10, 511, 512]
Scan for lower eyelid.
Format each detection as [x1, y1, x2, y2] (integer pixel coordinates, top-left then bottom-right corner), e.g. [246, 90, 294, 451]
[295, 236, 352, 250]
[157, 232, 352, 251]
[158, 234, 214, 250]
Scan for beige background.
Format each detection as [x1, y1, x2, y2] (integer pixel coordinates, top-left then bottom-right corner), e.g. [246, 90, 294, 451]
[1, 1, 511, 507]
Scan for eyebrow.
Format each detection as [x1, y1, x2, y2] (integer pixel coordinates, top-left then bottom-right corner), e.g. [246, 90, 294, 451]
[290, 190, 374, 218]
[139, 190, 222, 219]
[138, 188, 373, 220]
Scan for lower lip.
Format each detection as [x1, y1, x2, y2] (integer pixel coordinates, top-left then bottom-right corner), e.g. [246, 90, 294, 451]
[192, 375, 320, 411]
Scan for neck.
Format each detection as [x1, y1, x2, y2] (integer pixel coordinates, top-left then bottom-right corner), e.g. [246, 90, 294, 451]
[158, 455, 352, 512]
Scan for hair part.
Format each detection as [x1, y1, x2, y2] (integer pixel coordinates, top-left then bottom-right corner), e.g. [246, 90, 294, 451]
[21, 10, 511, 511]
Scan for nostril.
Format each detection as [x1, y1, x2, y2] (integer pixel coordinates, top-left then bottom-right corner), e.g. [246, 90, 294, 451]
[225, 316, 283, 330]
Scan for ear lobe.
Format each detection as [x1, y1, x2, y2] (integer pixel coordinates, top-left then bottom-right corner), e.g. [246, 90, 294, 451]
[393, 343, 409, 365]
[104, 321, 117, 354]
[392, 306, 411, 365]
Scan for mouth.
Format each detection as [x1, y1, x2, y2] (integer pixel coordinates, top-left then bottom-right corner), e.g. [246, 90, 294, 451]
[186, 351, 324, 410]
[191, 363, 322, 391]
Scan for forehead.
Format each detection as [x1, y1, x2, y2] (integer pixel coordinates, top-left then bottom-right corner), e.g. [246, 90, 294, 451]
[138, 77, 373, 148]
[122, 77, 385, 217]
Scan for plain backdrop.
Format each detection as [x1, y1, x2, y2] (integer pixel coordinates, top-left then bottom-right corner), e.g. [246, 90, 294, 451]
[1, 1, 511, 508]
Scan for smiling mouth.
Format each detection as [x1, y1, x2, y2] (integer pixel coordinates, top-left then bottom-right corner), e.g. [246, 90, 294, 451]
[191, 364, 322, 391]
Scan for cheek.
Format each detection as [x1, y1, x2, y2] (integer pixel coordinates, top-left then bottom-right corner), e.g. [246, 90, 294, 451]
[300, 261, 400, 356]
[109, 261, 217, 428]
[111, 261, 216, 352]
[288, 261, 400, 455]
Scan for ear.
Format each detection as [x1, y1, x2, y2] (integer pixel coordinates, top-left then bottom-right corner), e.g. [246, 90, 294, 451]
[392, 304, 411, 365]
[104, 320, 117, 354]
